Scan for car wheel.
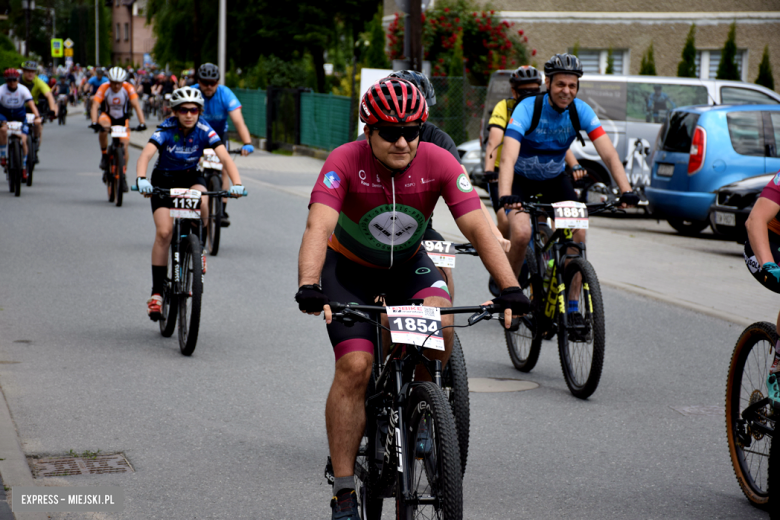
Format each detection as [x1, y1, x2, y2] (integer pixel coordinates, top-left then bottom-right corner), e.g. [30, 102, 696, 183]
[667, 217, 710, 236]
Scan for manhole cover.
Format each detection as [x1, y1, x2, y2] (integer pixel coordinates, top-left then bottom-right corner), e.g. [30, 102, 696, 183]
[469, 377, 538, 393]
[29, 454, 133, 478]
[670, 405, 725, 417]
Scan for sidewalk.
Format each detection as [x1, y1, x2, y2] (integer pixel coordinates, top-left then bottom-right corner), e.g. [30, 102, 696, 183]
[126, 131, 772, 326]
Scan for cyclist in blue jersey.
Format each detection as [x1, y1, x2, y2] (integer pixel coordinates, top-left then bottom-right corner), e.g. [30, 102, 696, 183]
[497, 54, 638, 325]
[87, 68, 109, 94]
[135, 87, 245, 320]
[194, 63, 254, 227]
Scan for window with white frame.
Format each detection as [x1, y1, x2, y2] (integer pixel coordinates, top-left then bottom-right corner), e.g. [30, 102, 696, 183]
[568, 49, 628, 75]
[695, 50, 748, 81]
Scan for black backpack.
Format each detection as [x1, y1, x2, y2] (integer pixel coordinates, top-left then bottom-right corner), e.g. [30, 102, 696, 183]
[524, 93, 586, 147]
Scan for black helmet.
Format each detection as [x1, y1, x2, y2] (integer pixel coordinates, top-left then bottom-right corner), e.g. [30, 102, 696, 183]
[21, 60, 37, 71]
[388, 70, 436, 107]
[509, 65, 542, 86]
[544, 53, 583, 78]
[198, 63, 220, 81]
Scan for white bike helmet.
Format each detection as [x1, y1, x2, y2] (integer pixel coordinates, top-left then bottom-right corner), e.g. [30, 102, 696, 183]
[107, 66, 128, 83]
[170, 87, 204, 109]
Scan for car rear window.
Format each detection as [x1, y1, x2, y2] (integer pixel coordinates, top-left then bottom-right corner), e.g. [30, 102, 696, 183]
[660, 111, 700, 153]
[726, 111, 765, 156]
[721, 87, 780, 105]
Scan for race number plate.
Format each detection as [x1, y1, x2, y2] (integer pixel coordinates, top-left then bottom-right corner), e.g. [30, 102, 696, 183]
[169, 188, 202, 219]
[25, 113, 35, 124]
[386, 305, 444, 351]
[110, 125, 128, 138]
[6, 121, 23, 136]
[551, 201, 589, 229]
[199, 148, 223, 171]
[422, 240, 456, 268]
[164, 93, 172, 100]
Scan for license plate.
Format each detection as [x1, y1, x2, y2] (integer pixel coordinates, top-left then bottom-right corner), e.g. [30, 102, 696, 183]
[715, 212, 736, 227]
[657, 163, 674, 177]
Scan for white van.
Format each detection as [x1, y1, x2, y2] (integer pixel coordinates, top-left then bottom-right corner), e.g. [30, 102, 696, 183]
[475, 71, 780, 201]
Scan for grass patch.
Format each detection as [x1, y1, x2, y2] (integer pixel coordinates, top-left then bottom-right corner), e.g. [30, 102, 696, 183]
[271, 149, 293, 156]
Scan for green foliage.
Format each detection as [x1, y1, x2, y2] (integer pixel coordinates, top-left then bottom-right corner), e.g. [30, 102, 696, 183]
[232, 55, 311, 90]
[444, 34, 466, 144]
[716, 23, 740, 80]
[606, 47, 614, 74]
[365, 4, 390, 69]
[0, 34, 26, 72]
[571, 41, 580, 57]
[389, 0, 530, 85]
[755, 46, 775, 91]
[677, 25, 697, 78]
[639, 43, 657, 76]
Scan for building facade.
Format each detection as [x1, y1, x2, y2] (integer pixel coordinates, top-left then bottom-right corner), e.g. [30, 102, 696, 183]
[111, 0, 155, 66]
[383, 0, 780, 88]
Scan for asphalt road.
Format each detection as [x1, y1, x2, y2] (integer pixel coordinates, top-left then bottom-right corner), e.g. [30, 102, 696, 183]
[0, 121, 768, 519]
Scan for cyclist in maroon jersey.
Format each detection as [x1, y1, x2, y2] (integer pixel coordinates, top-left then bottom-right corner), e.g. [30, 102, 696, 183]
[294, 77, 529, 519]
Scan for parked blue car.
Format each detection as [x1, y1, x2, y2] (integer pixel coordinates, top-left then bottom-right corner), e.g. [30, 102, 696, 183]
[646, 104, 780, 235]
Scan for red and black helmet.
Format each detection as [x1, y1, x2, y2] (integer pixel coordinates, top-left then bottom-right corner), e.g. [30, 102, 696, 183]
[4, 68, 19, 80]
[360, 77, 428, 125]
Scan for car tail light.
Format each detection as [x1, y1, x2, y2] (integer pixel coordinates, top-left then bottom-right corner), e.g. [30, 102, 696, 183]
[688, 126, 706, 175]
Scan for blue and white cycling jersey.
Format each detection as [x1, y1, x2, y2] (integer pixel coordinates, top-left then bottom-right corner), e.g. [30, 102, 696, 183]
[504, 94, 605, 181]
[0, 83, 32, 123]
[193, 84, 241, 141]
[149, 117, 223, 171]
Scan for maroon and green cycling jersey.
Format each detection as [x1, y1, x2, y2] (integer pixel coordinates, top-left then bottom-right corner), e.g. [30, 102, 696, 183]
[309, 140, 481, 268]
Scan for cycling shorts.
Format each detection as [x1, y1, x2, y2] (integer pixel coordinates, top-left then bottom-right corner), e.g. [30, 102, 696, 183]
[321, 248, 451, 361]
[505, 172, 577, 215]
[0, 109, 29, 134]
[98, 113, 130, 140]
[150, 168, 208, 215]
[744, 232, 780, 293]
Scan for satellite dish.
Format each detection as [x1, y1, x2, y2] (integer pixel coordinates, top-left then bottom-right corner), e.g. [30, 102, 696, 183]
[395, 0, 432, 14]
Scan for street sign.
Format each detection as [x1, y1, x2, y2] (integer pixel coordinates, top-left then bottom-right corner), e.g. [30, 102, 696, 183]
[64, 48, 73, 58]
[51, 39, 63, 58]
[64, 38, 74, 49]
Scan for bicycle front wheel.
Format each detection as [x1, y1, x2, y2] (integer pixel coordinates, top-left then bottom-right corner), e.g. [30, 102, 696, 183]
[10, 139, 22, 197]
[178, 233, 203, 356]
[398, 381, 462, 520]
[726, 321, 776, 507]
[770, 432, 779, 519]
[442, 332, 469, 475]
[354, 377, 384, 520]
[558, 257, 605, 399]
[114, 146, 124, 207]
[505, 245, 544, 372]
[207, 174, 222, 256]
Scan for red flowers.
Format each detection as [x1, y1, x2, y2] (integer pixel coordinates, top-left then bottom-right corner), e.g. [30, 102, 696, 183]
[531, 49, 537, 56]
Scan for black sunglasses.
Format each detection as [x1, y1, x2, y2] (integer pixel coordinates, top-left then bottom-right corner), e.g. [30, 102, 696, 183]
[176, 107, 200, 114]
[370, 125, 422, 143]
[199, 80, 217, 87]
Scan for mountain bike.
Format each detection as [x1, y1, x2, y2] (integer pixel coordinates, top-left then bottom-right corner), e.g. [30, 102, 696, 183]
[199, 147, 242, 256]
[57, 94, 68, 125]
[4, 121, 25, 197]
[505, 199, 618, 399]
[422, 240, 479, 476]
[101, 124, 143, 207]
[325, 300, 500, 519]
[726, 321, 777, 510]
[132, 185, 246, 355]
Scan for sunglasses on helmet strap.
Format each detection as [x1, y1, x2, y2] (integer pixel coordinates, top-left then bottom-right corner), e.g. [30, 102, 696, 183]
[370, 125, 422, 143]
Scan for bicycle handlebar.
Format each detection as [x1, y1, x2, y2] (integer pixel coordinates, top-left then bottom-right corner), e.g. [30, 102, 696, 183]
[519, 200, 620, 216]
[328, 302, 498, 314]
[130, 185, 248, 198]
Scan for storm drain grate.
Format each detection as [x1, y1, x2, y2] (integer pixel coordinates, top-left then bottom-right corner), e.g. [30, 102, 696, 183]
[29, 454, 133, 478]
[670, 405, 725, 417]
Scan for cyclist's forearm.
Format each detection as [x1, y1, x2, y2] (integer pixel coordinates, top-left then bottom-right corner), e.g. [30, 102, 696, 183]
[136, 143, 157, 178]
[298, 204, 338, 286]
[457, 210, 515, 288]
[746, 198, 780, 265]
[230, 110, 252, 145]
[45, 93, 56, 112]
[593, 135, 631, 192]
[130, 99, 145, 125]
[484, 127, 503, 172]
[26, 101, 39, 118]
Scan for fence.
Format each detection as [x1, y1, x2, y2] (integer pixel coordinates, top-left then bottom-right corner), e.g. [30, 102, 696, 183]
[227, 77, 486, 151]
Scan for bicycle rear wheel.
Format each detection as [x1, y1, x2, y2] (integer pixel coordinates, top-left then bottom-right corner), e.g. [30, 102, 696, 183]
[442, 332, 469, 476]
[159, 247, 178, 337]
[726, 321, 776, 508]
[207, 174, 222, 256]
[398, 381, 462, 520]
[558, 257, 605, 399]
[106, 149, 115, 203]
[114, 146, 124, 207]
[178, 233, 203, 356]
[505, 245, 544, 372]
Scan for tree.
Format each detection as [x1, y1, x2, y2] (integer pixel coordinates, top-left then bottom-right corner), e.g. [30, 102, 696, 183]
[571, 41, 580, 57]
[716, 22, 740, 80]
[639, 43, 656, 75]
[755, 46, 775, 91]
[444, 32, 466, 145]
[364, 4, 389, 68]
[605, 47, 614, 74]
[677, 24, 697, 78]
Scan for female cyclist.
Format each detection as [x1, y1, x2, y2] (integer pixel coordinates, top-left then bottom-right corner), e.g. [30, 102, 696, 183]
[135, 87, 245, 320]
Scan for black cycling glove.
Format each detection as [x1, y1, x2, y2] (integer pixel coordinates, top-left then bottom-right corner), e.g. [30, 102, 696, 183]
[136, 123, 147, 131]
[483, 171, 498, 182]
[295, 284, 329, 313]
[498, 195, 522, 208]
[491, 286, 531, 315]
[88, 122, 101, 133]
[619, 191, 641, 206]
